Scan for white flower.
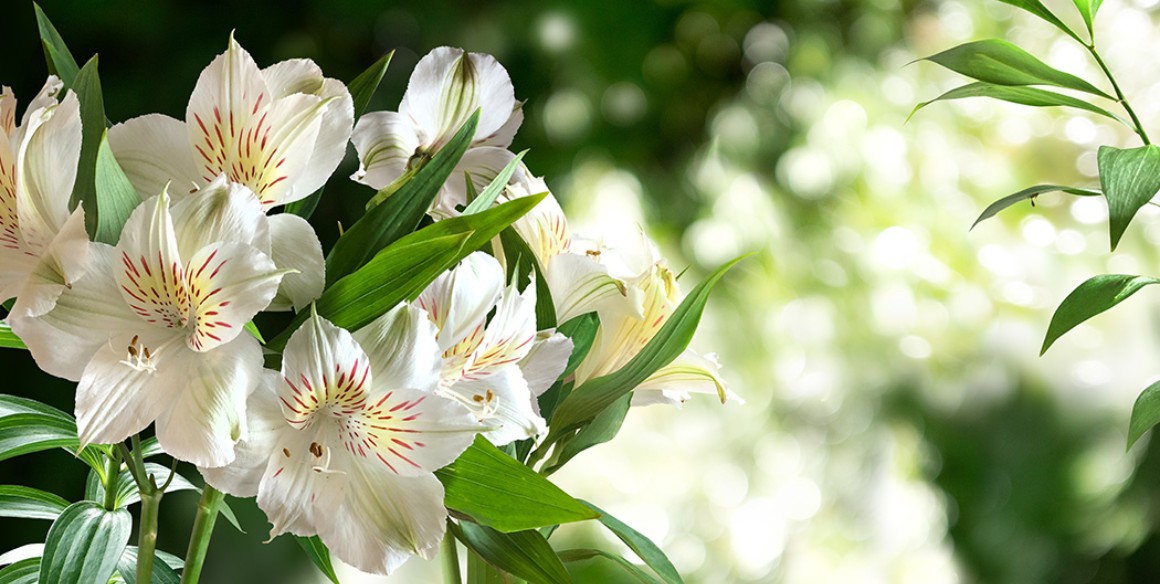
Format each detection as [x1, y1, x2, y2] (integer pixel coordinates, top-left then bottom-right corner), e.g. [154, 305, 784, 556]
[351, 47, 524, 218]
[201, 307, 481, 575]
[109, 35, 352, 312]
[0, 77, 89, 318]
[416, 252, 565, 444]
[10, 180, 287, 467]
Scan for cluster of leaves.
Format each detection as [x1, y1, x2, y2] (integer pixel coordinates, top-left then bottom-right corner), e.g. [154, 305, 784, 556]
[915, 0, 1160, 450]
[0, 5, 743, 584]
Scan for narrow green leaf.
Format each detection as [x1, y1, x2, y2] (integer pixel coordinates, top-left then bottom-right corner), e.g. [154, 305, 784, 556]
[116, 547, 180, 584]
[971, 184, 1101, 228]
[0, 558, 39, 584]
[68, 57, 104, 221]
[93, 132, 142, 244]
[1129, 380, 1160, 449]
[995, 0, 1084, 43]
[33, 3, 81, 87]
[557, 313, 599, 381]
[544, 395, 630, 475]
[557, 549, 660, 584]
[0, 395, 109, 472]
[437, 436, 599, 532]
[348, 51, 394, 119]
[466, 547, 508, 584]
[1071, 0, 1103, 36]
[294, 536, 340, 584]
[89, 464, 198, 509]
[1098, 145, 1160, 250]
[910, 82, 1123, 123]
[1041, 274, 1160, 354]
[582, 501, 683, 584]
[326, 111, 479, 284]
[0, 324, 27, 350]
[0, 486, 69, 521]
[39, 501, 131, 584]
[452, 522, 572, 584]
[499, 227, 557, 329]
[550, 255, 748, 433]
[923, 40, 1109, 97]
[462, 152, 528, 215]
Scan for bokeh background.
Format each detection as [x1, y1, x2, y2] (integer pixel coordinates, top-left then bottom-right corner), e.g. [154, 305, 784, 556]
[6, 0, 1160, 582]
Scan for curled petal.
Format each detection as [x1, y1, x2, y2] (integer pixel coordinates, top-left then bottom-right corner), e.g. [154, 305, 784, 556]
[170, 176, 268, 260]
[400, 47, 516, 149]
[631, 349, 739, 407]
[267, 213, 324, 312]
[546, 253, 626, 324]
[417, 252, 503, 355]
[261, 59, 325, 99]
[14, 207, 90, 318]
[519, 331, 573, 399]
[108, 114, 201, 200]
[16, 90, 81, 248]
[200, 370, 288, 497]
[444, 368, 544, 445]
[350, 111, 420, 190]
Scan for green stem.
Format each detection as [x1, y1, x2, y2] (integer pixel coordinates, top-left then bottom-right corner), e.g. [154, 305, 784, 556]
[1087, 43, 1151, 145]
[441, 527, 462, 584]
[180, 485, 224, 584]
[102, 450, 120, 511]
[136, 486, 162, 583]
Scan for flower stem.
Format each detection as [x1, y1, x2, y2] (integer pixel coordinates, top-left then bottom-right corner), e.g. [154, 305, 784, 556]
[136, 485, 162, 583]
[441, 527, 462, 584]
[180, 485, 224, 584]
[103, 449, 120, 511]
[1086, 42, 1151, 145]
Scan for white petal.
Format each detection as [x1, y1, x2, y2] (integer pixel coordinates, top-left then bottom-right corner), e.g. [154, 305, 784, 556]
[185, 241, 285, 351]
[169, 176, 268, 259]
[400, 48, 515, 149]
[434, 147, 520, 219]
[509, 187, 569, 264]
[19, 77, 64, 130]
[461, 279, 537, 382]
[13, 207, 90, 318]
[261, 59, 325, 98]
[416, 252, 503, 354]
[321, 463, 446, 574]
[351, 303, 441, 393]
[267, 213, 324, 312]
[280, 312, 373, 426]
[632, 350, 738, 407]
[200, 370, 288, 497]
[546, 253, 627, 324]
[16, 90, 81, 244]
[0, 85, 15, 136]
[519, 331, 572, 399]
[155, 334, 263, 467]
[114, 192, 191, 330]
[108, 114, 201, 200]
[242, 92, 326, 206]
[289, 77, 353, 200]
[350, 111, 420, 190]
[445, 368, 544, 445]
[347, 384, 479, 476]
[479, 104, 523, 148]
[257, 425, 349, 538]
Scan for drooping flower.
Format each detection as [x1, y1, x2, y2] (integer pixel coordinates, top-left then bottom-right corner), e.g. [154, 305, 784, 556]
[416, 252, 568, 444]
[10, 179, 287, 466]
[351, 47, 523, 218]
[201, 307, 481, 575]
[0, 77, 90, 318]
[109, 35, 352, 311]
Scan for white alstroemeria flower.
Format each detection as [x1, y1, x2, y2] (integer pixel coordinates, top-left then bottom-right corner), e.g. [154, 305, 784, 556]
[0, 77, 89, 318]
[201, 307, 481, 575]
[10, 181, 288, 467]
[109, 35, 352, 312]
[416, 252, 563, 444]
[351, 47, 523, 218]
[573, 229, 739, 407]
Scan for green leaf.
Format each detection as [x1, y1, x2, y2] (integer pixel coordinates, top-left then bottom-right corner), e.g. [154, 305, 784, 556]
[909, 82, 1123, 123]
[33, 3, 81, 87]
[116, 547, 180, 584]
[0, 558, 39, 584]
[544, 395, 630, 475]
[550, 255, 747, 433]
[326, 111, 479, 284]
[581, 501, 683, 584]
[294, 536, 340, 584]
[89, 464, 198, 509]
[68, 57, 104, 223]
[995, 0, 1083, 43]
[462, 152, 528, 215]
[1041, 274, 1160, 354]
[466, 547, 509, 584]
[39, 501, 131, 584]
[557, 549, 660, 584]
[1098, 145, 1160, 250]
[499, 228, 557, 329]
[0, 486, 69, 521]
[1129, 380, 1160, 449]
[348, 51, 394, 119]
[922, 40, 1109, 97]
[437, 436, 598, 532]
[971, 184, 1101, 228]
[92, 132, 142, 244]
[0, 324, 27, 350]
[1071, 0, 1103, 36]
[452, 522, 572, 584]
[0, 395, 109, 472]
[538, 314, 600, 423]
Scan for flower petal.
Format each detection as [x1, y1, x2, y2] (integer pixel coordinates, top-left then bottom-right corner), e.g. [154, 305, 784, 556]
[433, 147, 520, 219]
[114, 191, 190, 330]
[169, 175, 268, 260]
[185, 241, 284, 351]
[16, 90, 80, 246]
[0, 85, 15, 136]
[509, 185, 568, 264]
[461, 279, 537, 382]
[351, 303, 441, 394]
[155, 334, 263, 467]
[108, 114, 202, 200]
[257, 424, 349, 538]
[350, 111, 420, 190]
[519, 331, 572, 399]
[14, 206, 90, 318]
[267, 213, 324, 312]
[261, 59, 325, 99]
[400, 47, 516, 149]
[416, 251, 503, 355]
[632, 349, 739, 407]
[345, 384, 479, 476]
[280, 312, 373, 427]
[445, 368, 544, 445]
[200, 370, 287, 497]
[283, 76, 353, 200]
[545, 253, 626, 324]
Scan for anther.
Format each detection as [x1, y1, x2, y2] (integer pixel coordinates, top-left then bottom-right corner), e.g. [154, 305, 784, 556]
[309, 442, 323, 458]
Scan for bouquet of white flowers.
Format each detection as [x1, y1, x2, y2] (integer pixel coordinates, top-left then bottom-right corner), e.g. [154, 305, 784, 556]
[0, 5, 744, 583]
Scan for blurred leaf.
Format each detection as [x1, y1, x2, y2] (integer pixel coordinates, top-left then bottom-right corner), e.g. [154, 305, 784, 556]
[550, 254, 748, 433]
[0, 558, 38, 584]
[544, 395, 630, 475]
[995, 0, 1083, 43]
[327, 111, 479, 284]
[1098, 144, 1160, 250]
[33, 3, 81, 87]
[1041, 274, 1160, 355]
[557, 549, 660, 584]
[348, 51, 394, 119]
[910, 82, 1122, 123]
[294, 536, 340, 584]
[922, 40, 1109, 97]
[581, 501, 683, 584]
[0, 486, 69, 521]
[93, 132, 142, 244]
[452, 522, 572, 584]
[0, 324, 27, 350]
[116, 547, 180, 584]
[39, 501, 131, 584]
[971, 184, 1101, 229]
[462, 151, 527, 215]
[437, 436, 598, 532]
[1072, 0, 1103, 36]
[1129, 380, 1160, 449]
